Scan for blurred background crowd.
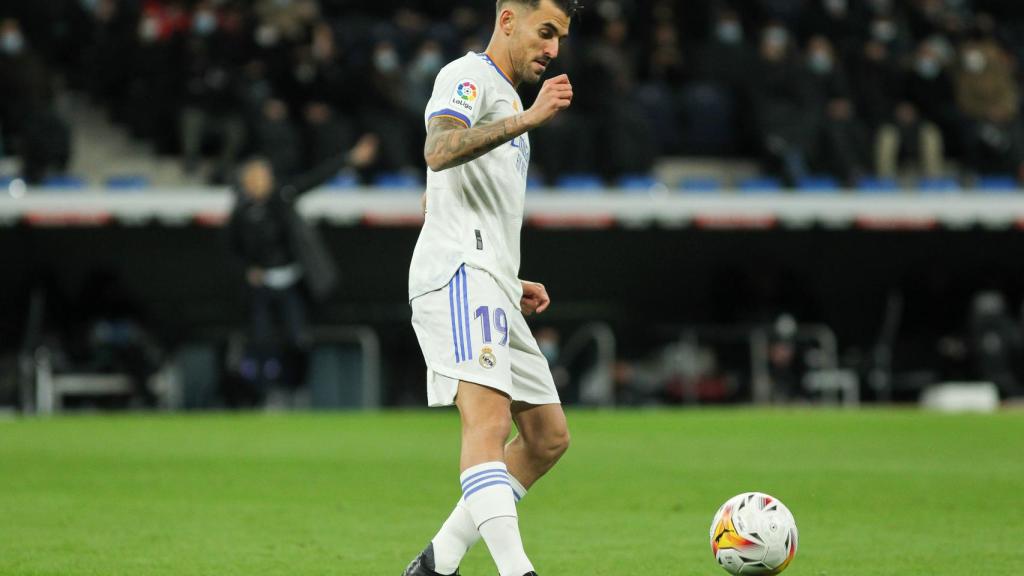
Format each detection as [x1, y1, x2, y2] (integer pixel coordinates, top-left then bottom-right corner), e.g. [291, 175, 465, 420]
[3, 0, 1024, 412]
[3, 0, 1024, 187]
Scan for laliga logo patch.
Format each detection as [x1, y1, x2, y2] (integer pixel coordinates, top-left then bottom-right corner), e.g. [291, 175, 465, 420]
[479, 346, 497, 369]
[451, 79, 478, 112]
[457, 81, 478, 101]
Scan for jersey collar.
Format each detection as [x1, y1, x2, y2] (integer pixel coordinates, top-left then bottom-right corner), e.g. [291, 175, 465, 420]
[479, 52, 514, 87]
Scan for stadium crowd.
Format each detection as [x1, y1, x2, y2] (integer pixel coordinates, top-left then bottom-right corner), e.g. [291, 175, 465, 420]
[2, 0, 1024, 186]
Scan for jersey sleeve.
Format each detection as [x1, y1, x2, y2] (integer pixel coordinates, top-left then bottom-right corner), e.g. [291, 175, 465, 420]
[425, 62, 487, 129]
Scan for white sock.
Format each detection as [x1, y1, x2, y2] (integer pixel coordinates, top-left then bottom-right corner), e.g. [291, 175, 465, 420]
[458, 462, 533, 576]
[431, 473, 528, 574]
[431, 500, 477, 575]
[478, 516, 533, 576]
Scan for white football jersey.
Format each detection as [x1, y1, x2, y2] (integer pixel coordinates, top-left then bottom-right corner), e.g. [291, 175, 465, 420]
[408, 52, 531, 308]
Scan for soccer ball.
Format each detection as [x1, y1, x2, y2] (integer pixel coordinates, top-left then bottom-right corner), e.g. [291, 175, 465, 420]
[709, 492, 798, 575]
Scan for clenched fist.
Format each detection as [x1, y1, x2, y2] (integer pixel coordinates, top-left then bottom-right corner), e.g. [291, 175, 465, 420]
[523, 74, 573, 129]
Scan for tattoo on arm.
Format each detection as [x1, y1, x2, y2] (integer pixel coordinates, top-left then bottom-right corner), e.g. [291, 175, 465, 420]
[424, 114, 529, 172]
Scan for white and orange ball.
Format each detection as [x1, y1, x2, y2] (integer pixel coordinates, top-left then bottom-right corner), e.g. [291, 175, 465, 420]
[709, 492, 798, 575]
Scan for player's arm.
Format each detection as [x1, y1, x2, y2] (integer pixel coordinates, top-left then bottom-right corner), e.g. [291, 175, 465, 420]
[424, 74, 573, 172]
[280, 134, 378, 201]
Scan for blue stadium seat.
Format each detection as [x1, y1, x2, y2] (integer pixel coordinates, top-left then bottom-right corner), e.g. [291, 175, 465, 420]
[856, 177, 899, 194]
[616, 174, 658, 192]
[680, 177, 723, 193]
[326, 172, 358, 190]
[975, 175, 1018, 194]
[737, 177, 782, 194]
[373, 172, 421, 189]
[916, 176, 960, 193]
[555, 173, 603, 192]
[105, 175, 150, 191]
[42, 175, 87, 190]
[796, 176, 840, 193]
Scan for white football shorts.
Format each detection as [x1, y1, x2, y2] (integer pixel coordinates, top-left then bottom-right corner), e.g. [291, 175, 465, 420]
[411, 264, 560, 407]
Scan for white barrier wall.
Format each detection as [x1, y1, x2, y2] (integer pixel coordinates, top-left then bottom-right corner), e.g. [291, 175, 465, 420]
[1, 188, 1023, 230]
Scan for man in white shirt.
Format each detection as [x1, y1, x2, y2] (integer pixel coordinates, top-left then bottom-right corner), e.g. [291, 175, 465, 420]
[403, 2, 578, 575]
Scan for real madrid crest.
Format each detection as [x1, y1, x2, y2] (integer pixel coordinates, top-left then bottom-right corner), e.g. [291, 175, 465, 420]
[479, 346, 497, 369]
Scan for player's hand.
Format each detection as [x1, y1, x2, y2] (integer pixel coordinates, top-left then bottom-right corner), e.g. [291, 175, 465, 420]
[524, 74, 573, 129]
[520, 280, 550, 316]
[348, 133, 379, 168]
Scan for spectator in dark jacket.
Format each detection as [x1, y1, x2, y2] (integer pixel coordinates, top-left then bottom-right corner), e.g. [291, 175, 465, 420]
[905, 38, 964, 156]
[695, 8, 754, 89]
[0, 18, 70, 182]
[358, 39, 418, 174]
[287, 22, 356, 170]
[799, 0, 866, 60]
[806, 34, 870, 183]
[255, 98, 303, 178]
[855, 39, 944, 179]
[228, 134, 377, 398]
[750, 23, 818, 185]
[179, 0, 248, 182]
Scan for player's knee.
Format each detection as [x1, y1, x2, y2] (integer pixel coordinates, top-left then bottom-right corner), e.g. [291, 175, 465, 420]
[465, 410, 513, 444]
[551, 427, 570, 459]
[534, 426, 570, 464]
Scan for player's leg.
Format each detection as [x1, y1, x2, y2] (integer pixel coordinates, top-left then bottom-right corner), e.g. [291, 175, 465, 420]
[503, 306, 567, 489]
[505, 402, 570, 489]
[430, 308, 566, 573]
[453, 383, 535, 576]
[405, 267, 533, 576]
[455, 380, 512, 468]
[424, 404, 565, 574]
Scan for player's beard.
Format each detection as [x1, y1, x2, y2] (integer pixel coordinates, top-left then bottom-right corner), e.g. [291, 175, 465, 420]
[509, 41, 547, 84]
[519, 54, 549, 84]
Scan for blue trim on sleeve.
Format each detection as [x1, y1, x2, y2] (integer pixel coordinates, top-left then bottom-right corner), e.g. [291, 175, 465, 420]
[428, 109, 472, 128]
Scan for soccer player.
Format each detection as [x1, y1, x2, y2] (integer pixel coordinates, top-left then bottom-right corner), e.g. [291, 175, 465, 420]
[402, 1, 577, 576]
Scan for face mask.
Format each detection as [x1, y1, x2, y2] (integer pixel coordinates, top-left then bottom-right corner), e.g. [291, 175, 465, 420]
[915, 57, 940, 79]
[193, 12, 217, 36]
[824, 0, 847, 15]
[255, 25, 279, 47]
[871, 20, 897, 43]
[374, 49, 399, 73]
[926, 36, 953, 62]
[1, 32, 23, 55]
[764, 27, 788, 49]
[139, 18, 160, 43]
[809, 51, 833, 74]
[414, 50, 442, 74]
[716, 21, 742, 44]
[963, 49, 986, 72]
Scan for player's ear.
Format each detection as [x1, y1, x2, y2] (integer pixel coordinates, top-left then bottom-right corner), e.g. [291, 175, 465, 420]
[499, 7, 516, 36]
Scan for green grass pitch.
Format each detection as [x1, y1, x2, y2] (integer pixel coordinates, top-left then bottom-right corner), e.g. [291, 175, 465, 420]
[1, 409, 1022, 575]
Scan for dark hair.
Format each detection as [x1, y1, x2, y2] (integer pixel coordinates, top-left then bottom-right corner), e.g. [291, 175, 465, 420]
[497, 0, 581, 18]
